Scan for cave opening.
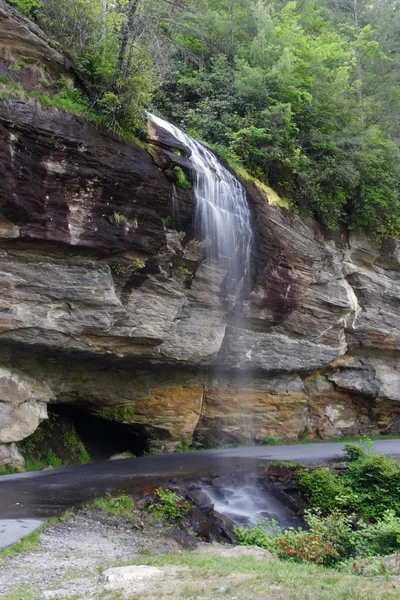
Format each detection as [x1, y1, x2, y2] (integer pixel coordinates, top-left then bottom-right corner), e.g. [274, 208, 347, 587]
[49, 404, 149, 461]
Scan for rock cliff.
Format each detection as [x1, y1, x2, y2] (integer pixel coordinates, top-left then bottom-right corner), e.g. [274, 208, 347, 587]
[0, 0, 399, 466]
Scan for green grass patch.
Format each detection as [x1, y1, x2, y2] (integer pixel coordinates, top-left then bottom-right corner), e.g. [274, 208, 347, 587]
[93, 493, 135, 519]
[0, 464, 20, 475]
[0, 530, 42, 559]
[1, 585, 40, 600]
[259, 433, 400, 446]
[130, 552, 400, 599]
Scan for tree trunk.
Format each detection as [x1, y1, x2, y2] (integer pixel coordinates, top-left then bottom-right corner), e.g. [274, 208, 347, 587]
[117, 0, 141, 73]
[354, 0, 363, 103]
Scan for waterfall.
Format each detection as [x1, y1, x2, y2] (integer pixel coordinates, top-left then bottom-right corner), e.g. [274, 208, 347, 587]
[147, 113, 252, 289]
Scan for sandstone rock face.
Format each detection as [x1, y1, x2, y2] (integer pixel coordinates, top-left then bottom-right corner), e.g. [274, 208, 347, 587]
[0, 4, 399, 463]
[0, 366, 50, 445]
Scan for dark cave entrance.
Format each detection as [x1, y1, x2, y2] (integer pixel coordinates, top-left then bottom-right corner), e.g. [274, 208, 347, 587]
[49, 404, 149, 461]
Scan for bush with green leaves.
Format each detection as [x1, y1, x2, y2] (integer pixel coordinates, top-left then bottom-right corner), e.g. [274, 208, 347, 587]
[236, 509, 400, 567]
[299, 444, 400, 522]
[344, 453, 400, 521]
[298, 469, 358, 512]
[8, 0, 42, 18]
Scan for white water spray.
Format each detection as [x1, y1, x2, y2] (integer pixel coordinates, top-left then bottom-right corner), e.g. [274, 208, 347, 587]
[147, 113, 252, 287]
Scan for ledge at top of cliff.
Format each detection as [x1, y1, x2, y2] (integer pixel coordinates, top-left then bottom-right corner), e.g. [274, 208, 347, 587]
[0, 0, 73, 75]
[0, 100, 196, 255]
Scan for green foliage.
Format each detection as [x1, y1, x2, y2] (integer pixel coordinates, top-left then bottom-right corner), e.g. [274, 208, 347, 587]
[160, 216, 170, 227]
[9, 0, 400, 239]
[148, 488, 190, 520]
[98, 406, 135, 422]
[344, 453, 400, 521]
[174, 166, 190, 190]
[19, 412, 90, 470]
[0, 529, 42, 558]
[344, 442, 368, 462]
[236, 509, 400, 567]
[45, 449, 67, 469]
[179, 267, 194, 278]
[111, 263, 125, 275]
[298, 469, 357, 512]
[10, 58, 27, 73]
[259, 437, 281, 446]
[8, 0, 42, 18]
[0, 464, 20, 475]
[93, 493, 135, 519]
[63, 424, 91, 464]
[298, 426, 311, 441]
[234, 518, 279, 552]
[175, 439, 194, 453]
[131, 258, 145, 270]
[299, 449, 400, 523]
[154, 0, 400, 240]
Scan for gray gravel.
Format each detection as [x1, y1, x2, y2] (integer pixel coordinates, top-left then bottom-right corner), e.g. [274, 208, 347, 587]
[0, 510, 182, 599]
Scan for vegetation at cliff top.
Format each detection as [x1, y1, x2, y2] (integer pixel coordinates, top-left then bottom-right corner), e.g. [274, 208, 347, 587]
[7, 0, 400, 241]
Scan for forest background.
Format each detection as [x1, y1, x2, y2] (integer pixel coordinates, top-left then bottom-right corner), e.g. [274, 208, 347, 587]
[9, 0, 400, 240]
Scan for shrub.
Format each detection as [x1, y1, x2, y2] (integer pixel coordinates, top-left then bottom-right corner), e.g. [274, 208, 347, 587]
[344, 453, 400, 521]
[148, 489, 189, 521]
[352, 511, 400, 557]
[234, 519, 279, 552]
[276, 511, 355, 566]
[298, 469, 357, 512]
[236, 510, 356, 566]
[237, 509, 400, 567]
[344, 443, 367, 462]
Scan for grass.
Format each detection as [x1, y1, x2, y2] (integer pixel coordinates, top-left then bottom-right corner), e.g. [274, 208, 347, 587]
[131, 552, 400, 599]
[93, 493, 135, 519]
[0, 509, 74, 560]
[1, 585, 40, 600]
[259, 433, 400, 446]
[0, 465, 20, 475]
[0, 530, 42, 560]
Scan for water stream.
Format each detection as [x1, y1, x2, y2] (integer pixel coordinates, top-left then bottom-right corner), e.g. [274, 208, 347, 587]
[147, 113, 252, 289]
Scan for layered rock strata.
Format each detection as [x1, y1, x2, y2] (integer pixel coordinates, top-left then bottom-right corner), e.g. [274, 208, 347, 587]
[0, 0, 399, 465]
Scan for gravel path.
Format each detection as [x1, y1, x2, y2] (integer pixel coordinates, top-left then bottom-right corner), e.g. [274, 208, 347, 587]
[0, 510, 182, 599]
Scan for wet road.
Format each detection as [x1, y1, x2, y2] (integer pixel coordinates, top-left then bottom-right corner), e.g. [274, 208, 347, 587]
[1, 440, 400, 519]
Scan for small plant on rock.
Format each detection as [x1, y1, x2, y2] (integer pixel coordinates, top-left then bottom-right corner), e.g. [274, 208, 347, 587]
[160, 216, 170, 227]
[112, 263, 125, 276]
[131, 258, 145, 270]
[148, 489, 190, 520]
[174, 166, 190, 190]
[179, 267, 194, 277]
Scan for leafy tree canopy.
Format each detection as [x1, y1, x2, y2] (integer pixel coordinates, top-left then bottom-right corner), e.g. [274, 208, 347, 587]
[8, 0, 400, 240]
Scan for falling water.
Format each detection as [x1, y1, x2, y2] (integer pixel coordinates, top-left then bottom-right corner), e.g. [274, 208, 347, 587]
[147, 113, 252, 289]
